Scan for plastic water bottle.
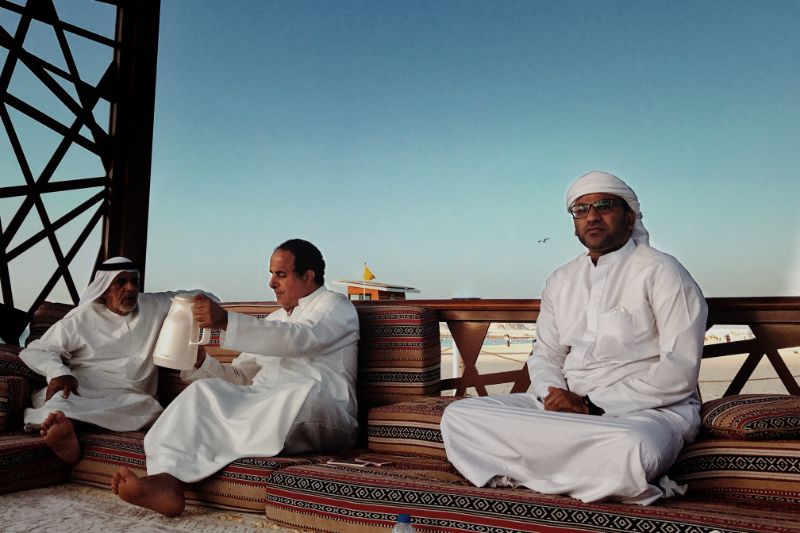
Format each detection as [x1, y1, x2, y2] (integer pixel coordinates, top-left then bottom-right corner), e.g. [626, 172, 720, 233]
[391, 513, 417, 532]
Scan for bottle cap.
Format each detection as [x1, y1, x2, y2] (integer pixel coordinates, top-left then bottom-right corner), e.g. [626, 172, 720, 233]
[397, 514, 411, 523]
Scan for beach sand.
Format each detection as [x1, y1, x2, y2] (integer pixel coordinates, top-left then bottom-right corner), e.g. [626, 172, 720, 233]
[441, 342, 800, 400]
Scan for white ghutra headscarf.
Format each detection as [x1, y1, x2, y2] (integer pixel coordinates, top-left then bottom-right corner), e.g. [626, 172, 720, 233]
[79, 257, 140, 306]
[565, 171, 650, 246]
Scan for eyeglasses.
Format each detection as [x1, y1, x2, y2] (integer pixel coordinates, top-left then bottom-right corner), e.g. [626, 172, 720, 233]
[568, 199, 624, 219]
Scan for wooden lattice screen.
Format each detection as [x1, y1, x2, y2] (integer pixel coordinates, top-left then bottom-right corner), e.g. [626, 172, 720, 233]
[0, 0, 160, 327]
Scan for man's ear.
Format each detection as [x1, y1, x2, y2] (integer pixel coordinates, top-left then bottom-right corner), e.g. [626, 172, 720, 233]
[302, 270, 316, 285]
[626, 210, 636, 231]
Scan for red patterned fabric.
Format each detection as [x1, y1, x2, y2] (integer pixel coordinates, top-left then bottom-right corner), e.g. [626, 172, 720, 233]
[25, 301, 74, 346]
[0, 433, 70, 494]
[264, 463, 800, 532]
[701, 394, 800, 440]
[0, 377, 31, 432]
[71, 431, 336, 512]
[368, 396, 462, 458]
[671, 437, 800, 504]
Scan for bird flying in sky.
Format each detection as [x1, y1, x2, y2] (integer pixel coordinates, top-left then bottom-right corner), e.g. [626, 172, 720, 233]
[537, 237, 550, 244]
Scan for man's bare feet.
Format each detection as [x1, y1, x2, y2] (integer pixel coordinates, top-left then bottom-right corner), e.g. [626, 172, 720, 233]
[40, 411, 81, 464]
[112, 467, 186, 517]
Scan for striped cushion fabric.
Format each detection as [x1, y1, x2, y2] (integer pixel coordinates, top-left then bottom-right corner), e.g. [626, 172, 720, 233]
[701, 394, 800, 440]
[71, 430, 331, 512]
[264, 462, 800, 533]
[0, 344, 44, 383]
[368, 396, 462, 458]
[0, 433, 70, 494]
[25, 301, 74, 345]
[356, 306, 441, 412]
[671, 437, 800, 504]
[0, 377, 30, 432]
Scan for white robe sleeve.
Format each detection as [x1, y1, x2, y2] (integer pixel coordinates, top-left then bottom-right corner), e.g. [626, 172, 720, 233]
[222, 297, 359, 358]
[528, 278, 570, 399]
[588, 262, 708, 416]
[19, 316, 81, 383]
[180, 351, 261, 385]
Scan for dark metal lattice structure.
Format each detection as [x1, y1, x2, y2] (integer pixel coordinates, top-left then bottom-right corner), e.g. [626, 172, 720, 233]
[0, 0, 160, 329]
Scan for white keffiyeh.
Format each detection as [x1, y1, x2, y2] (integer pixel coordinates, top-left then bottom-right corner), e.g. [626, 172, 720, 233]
[566, 171, 650, 246]
[79, 257, 140, 306]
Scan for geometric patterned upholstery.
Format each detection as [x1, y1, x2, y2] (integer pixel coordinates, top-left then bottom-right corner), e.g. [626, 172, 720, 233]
[670, 437, 800, 505]
[700, 394, 800, 440]
[24, 301, 75, 346]
[70, 431, 334, 512]
[355, 306, 441, 413]
[367, 396, 461, 459]
[264, 461, 800, 533]
[0, 377, 30, 432]
[0, 433, 70, 494]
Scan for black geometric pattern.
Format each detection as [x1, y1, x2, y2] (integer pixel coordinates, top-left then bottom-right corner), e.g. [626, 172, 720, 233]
[266, 468, 747, 533]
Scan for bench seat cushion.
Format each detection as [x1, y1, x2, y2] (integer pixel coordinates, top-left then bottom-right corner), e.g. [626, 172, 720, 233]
[71, 431, 336, 512]
[367, 396, 461, 458]
[264, 461, 800, 533]
[671, 437, 800, 505]
[0, 433, 70, 494]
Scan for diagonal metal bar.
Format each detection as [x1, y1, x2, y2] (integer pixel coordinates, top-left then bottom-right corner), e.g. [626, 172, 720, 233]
[3, 92, 101, 155]
[6, 20, 109, 141]
[30, 204, 105, 312]
[0, 25, 107, 102]
[0, 0, 118, 48]
[0, 102, 37, 250]
[0, 177, 106, 198]
[6, 189, 106, 262]
[0, 216, 13, 308]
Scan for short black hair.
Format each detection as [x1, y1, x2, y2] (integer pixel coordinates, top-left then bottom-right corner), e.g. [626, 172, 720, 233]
[275, 239, 325, 286]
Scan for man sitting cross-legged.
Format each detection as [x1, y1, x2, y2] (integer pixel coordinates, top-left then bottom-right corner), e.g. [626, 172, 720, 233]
[20, 257, 210, 464]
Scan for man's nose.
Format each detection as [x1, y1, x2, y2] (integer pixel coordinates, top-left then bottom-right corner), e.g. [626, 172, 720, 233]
[269, 276, 277, 288]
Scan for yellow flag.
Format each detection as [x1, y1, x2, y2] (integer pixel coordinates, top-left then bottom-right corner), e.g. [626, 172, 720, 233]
[363, 263, 375, 281]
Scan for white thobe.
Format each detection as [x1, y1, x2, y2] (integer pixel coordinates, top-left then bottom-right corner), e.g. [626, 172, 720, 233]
[143, 286, 360, 483]
[21, 293, 179, 431]
[441, 239, 708, 504]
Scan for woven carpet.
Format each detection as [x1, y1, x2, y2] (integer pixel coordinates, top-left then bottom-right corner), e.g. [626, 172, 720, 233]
[0, 483, 309, 532]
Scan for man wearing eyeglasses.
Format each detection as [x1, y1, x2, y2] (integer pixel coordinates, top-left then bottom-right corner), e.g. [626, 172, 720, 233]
[441, 171, 707, 505]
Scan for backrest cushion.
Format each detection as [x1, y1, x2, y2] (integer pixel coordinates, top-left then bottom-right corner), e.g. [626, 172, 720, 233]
[701, 394, 800, 440]
[355, 305, 441, 414]
[25, 302, 74, 346]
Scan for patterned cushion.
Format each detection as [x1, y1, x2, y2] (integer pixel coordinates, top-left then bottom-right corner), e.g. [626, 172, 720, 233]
[356, 306, 441, 412]
[25, 301, 74, 345]
[0, 433, 70, 494]
[0, 377, 31, 432]
[71, 430, 333, 512]
[368, 396, 462, 458]
[671, 437, 800, 504]
[0, 344, 44, 383]
[701, 394, 800, 440]
[264, 462, 800, 533]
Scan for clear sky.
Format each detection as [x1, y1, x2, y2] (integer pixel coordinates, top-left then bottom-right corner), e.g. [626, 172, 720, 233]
[3, 0, 799, 307]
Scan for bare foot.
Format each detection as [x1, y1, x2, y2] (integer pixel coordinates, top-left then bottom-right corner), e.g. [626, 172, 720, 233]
[112, 467, 185, 517]
[40, 411, 81, 464]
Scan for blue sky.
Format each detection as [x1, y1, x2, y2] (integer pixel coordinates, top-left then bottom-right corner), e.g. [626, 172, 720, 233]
[3, 0, 799, 306]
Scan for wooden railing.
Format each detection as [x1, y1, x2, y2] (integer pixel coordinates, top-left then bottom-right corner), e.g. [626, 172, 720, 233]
[357, 297, 800, 397]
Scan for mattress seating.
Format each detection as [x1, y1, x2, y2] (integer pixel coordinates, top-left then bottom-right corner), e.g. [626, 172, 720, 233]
[1, 297, 799, 532]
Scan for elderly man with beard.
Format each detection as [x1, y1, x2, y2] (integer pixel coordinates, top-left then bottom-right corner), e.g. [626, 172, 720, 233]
[441, 171, 708, 505]
[111, 239, 360, 517]
[20, 257, 208, 464]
